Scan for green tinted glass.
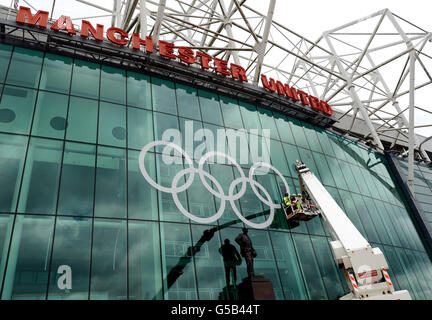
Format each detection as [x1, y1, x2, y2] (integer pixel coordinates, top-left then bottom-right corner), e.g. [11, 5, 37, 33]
[70, 59, 100, 99]
[6, 47, 43, 88]
[127, 71, 151, 109]
[98, 102, 126, 148]
[176, 83, 201, 121]
[66, 96, 98, 143]
[39, 53, 73, 94]
[0, 44, 12, 83]
[32, 91, 69, 139]
[151, 77, 177, 115]
[0, 86, 37, 134]
[100, 65, 126, 105]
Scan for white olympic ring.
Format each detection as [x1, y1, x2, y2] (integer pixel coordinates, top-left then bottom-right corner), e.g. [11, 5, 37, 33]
[139, 140, 290, 229]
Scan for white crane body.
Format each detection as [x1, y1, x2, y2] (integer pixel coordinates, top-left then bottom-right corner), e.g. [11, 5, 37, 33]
[291, 161, 412, 300]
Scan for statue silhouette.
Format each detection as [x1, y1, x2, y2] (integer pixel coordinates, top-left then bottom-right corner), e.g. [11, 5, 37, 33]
[219, 239, 241, 286]
[235, 228, 257, 278]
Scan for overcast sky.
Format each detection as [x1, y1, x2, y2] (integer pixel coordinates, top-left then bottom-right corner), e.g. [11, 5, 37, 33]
[1, 0, 431, 137]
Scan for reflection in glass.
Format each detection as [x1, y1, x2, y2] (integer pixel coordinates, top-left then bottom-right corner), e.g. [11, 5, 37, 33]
[0, 86, 37, 135]
[0, 215, 14, 292]
[129, 221, 163, 299]
[0, 44, 12, 83]
[47, 217, 92, 299]
[161, 222, 197, 300]
[70, 59, 100, 99]
[2, 215, 54, 300]
[100, 65, 126, 105]
[6, 47, 43, 88]
[94, 147, 126, 219]
[152, 77, 177, 115]
[58, 143, 96, 217]
[39, 53, 73, 94]
[0, 134, 27, 212]
[32, 91, 69, 139]
[90, 219, 127, 300]
[98, 102, 126, 148]
[176, 83, 201, 121]
[66, 97, 98, 143]
[17, 138, 63, 214]
[127, 71, 151, 109]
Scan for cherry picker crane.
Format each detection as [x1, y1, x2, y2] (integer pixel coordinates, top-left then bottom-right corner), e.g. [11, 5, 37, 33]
[283, 160, 411, 300]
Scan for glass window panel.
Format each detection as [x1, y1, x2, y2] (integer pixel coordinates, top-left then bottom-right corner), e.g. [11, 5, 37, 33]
[380, 245, 407, 291]
[127, 107, 154, 150]
[208, 163, 243, 227]
[57, 143, 96, 217]
[153, 111, 180, 154]
[98, 102, 126, 148]
[288, 118, 309, 150]
[311, 152, 336, 187]
[238, 101, 262, 136]
[337, 160, 359, 193]
[364, 198, 392, 245]
[394, 247, 424, 300]
[292, 233, 328, 300]
[47, 217, 92, 300]
[39, 53, 72, 94]
[351, 193, 380, 243]
[325, 156, 348, 190]
[6, 47, 43, 89]
[94, 147, 127, 219]
[270, 231, 308, 299]
[128, 221, 163, 300]
[404, 250, 429, 299]
[90, 219, 127, 300]
[298, 148, 322, 181]
[0, 44, 12, 83]
[310, 235, 345, 300]
[160, 222, 197, 300]
[17, 138, 63, 214]
[0, 215, 14, 292]
[327, 134, 348, 162]
[315, 129, 335, 157]
[128, 150, 158, 220]
[0, 134, 27, 212]
[282, 143, 301, 177]
[176, 83, 201, 121]
[179, 118, 204, 161]
[246, 229, 283, 299]
[0, 86, 37, 135]
[349, 164, 371, 197]
[274, 113, 295, 145]
[66, 96, 98, 143]
[31, 91, 69, 139]
[1, 215, 54, 300]
[198, 90, 223, 126]
[413, 252, 432, 299]
[302, 123, 323, 153]
[219, 96, 243, 130]
[70, 59, 100, 100]
[155, 153, 189, 223]
[338, 190, 367, 238]
[151, 77, 177, 115]
[100, 65, 126, 105]
[258, 108, 279, 140]
[268, 140, 290, 177]
[190, 225, 226, 300]
[127, 71, 151, 109]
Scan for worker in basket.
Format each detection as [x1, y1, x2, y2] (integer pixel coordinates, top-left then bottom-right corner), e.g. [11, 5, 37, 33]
[295, 194, 303, 211]
[282, 193, 293, 216]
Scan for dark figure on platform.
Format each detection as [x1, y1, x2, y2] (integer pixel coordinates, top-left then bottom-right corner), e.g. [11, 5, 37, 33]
[219, 239, 242, 286]
[235, 227, 257, 278]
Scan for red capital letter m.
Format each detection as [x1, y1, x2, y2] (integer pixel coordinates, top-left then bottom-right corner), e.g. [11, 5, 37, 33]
[16, 6, 49, 29]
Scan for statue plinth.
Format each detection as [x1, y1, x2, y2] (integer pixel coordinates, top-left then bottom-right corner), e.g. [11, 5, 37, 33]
[237, 275, 276, 300]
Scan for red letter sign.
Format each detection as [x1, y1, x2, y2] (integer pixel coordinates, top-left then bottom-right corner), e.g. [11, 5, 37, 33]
[106, 27, 128, 46]
[178, 47, 196, 65]
[51, 15, 76, 35]
[16, 6, 49, 28]
[213, 58, 231, 76]
[132, 34, 154, 53]
[261, 75, 277, 92]
[230, 64, 248, 82]
[159, 41, 176, 59]
[81, 20, 104, 41]
[196, 52, 213, 70]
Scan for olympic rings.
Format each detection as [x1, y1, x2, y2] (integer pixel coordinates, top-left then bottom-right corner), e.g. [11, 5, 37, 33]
[139, 140, 290, 229]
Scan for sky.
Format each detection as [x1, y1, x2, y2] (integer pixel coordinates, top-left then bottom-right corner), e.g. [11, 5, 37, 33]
[1, 0, 431, 138]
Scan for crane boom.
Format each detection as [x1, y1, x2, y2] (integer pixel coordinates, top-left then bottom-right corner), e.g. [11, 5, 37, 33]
[292, 161, 411, 300]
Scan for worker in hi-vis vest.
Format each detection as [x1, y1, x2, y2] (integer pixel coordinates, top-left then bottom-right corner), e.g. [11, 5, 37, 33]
[283, 193, 293, 215]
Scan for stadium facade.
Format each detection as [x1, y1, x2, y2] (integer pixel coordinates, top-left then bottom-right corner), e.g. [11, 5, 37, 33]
[0, 4, 431, 300]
